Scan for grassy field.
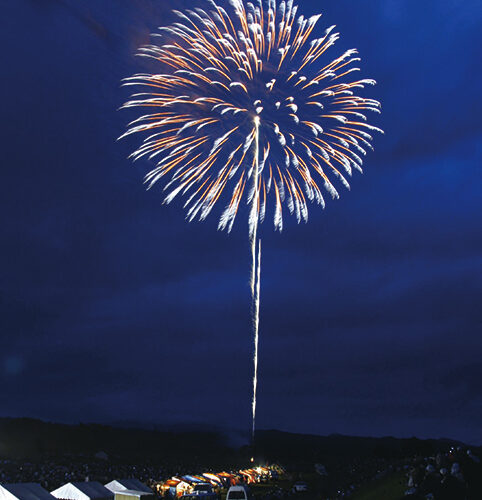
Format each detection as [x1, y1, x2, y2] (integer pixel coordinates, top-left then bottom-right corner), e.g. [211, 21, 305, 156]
[351, 471, 406, 500]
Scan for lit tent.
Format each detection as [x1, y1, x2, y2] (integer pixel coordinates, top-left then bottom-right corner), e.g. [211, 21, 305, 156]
[0, 483, 56, 500]
[51, 483, 113, 500]
[103, 481, 153, 500]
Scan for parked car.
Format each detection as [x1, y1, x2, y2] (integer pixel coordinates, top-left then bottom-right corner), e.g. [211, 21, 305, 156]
[226, 485, 253, 500]
[180, 483, 218, 499]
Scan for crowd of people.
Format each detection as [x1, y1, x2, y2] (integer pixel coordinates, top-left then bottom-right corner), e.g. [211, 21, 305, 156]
[403, 447, 481, 499]
[308, 446, 482, 498]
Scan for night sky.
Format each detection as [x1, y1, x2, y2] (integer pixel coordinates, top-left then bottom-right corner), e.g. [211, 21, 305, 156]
[2, 0, 481, 445]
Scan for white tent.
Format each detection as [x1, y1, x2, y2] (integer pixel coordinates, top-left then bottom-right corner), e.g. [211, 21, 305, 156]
[0, 483, 56, 500]
[103, 482, 151, 496]
[103, 481, 153, 500]
[51, 483, 113, 500]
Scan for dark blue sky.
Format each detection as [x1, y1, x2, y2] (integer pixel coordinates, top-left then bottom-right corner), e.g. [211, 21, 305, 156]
[1, 0, 481, 445]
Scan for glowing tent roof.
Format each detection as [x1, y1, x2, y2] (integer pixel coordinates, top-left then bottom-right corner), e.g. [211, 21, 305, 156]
[51, 483, 113, 500]
[104, 482, 152, 496]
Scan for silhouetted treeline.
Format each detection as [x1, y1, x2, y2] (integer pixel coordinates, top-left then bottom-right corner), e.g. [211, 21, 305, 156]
[253, 430, 478, 469]
[0, 417, 479, 467]
[0, 418, 230, 465]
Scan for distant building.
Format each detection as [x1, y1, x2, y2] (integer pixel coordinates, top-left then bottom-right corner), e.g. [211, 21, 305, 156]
[51, 482, 113, 500]
[0, 483, 56, 500]
[104, 480, 154, 500]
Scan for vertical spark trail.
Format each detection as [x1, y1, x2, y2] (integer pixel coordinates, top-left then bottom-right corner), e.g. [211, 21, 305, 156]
[251, 116, 261, 443]
[251, 238, 261, 442]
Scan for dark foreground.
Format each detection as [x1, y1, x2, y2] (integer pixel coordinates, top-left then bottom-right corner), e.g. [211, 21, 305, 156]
[0, 418, 481, 499]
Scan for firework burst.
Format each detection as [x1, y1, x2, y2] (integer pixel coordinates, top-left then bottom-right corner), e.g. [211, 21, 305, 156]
[121, 0, 382, 441]
[121, 0, 382, 234]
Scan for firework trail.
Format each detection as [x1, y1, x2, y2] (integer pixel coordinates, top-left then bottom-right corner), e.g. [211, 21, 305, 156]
[250, 117, 261, 440]
[121, 0, 382, 443]
[251, 237, 261, 439]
